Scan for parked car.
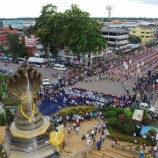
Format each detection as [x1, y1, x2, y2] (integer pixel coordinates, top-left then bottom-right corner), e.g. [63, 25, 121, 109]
[139, 102, 155, 114]
[54, 64, 67, 71]
[62, 61, 73, 66]
[42, 78, 50, 86]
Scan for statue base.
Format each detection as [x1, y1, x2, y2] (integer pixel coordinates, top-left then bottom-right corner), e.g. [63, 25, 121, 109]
[3, 117, 59, 158]
[10, 117, 50, 139]
[3, 140, 58, 158]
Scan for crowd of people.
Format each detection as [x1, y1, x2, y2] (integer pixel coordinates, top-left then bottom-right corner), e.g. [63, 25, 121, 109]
[37, 87, 116, 116]
[37, 46, 158, 117]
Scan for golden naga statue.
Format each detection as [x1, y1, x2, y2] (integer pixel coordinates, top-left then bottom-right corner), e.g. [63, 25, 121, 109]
[8, 64, 43, 131]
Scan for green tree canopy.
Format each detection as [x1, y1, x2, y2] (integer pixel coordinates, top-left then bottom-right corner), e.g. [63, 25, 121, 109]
[62, 5, 106, 61]
[129, 35, 142, 44]
[31, 4, 106, 60]
[28, 4, 58, 56]
[7, 34, 27, 57]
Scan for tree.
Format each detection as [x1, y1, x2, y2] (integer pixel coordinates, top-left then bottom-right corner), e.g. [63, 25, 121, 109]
[28, 4, 57, 57]
[84, 20, 106, 66]
[36, 12, 65, 57]
[61, 5, 106, 63]
[7, 34, 27, 58]
[61, 5, 92, 61]
[31, 4, 106, 61]
[128, 36, 142, 44]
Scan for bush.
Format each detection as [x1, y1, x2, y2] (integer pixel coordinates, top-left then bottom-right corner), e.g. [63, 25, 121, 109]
[118, 114, 126, 121]
[108, 129, 156, 146]
[2, 97, 19, 106]
[105, 111, 117, 118]
[122, 123, 134, 135]
[57, 106, 95, 116]
[115, 108, 124, 115]
[0, 114, 6, 126]
[108, 117, 117, 126]
[143, 116, 152, 125]
[5, 108, 14, 124]
[124, 109, 133, 117]
[148, 128, 157, 136]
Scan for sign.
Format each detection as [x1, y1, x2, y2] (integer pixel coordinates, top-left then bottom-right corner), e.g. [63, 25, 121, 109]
[25, 37, 37, 47]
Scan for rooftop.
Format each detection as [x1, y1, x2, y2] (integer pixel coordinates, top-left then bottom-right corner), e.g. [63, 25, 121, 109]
[102, 27, 128, 33]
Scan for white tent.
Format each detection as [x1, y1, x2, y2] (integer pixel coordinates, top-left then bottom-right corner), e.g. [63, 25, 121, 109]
[28, 57, 48, 63]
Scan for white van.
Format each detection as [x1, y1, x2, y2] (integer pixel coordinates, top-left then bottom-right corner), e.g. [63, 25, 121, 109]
[139, 102, 155, 113]
[54, 64, 67, 71]
[42, 78, 49, 86]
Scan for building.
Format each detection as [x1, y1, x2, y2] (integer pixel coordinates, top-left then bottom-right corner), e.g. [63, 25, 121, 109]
[130, 27, 156, 44]
[58, 48, 106, 66]
[1, 20, 35, 29]
[0, 28, 18, 48]
[102, 28, 129, 55]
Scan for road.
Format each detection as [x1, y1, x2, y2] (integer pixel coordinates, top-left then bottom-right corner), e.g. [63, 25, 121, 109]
[0, 62, 59, 83]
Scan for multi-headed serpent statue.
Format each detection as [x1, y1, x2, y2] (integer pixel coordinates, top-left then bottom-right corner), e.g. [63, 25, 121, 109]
[8, 63, 44, 131]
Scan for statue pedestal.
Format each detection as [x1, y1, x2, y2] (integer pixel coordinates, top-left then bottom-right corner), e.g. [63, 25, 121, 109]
[3, 117, 58, 158]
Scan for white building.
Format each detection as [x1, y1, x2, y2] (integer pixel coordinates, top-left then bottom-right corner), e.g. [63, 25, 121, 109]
[58, 48, 106, 66]
[102, 28, 129, 55]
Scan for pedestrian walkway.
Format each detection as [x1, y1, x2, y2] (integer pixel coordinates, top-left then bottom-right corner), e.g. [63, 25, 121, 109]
[60, 119, 139, 158]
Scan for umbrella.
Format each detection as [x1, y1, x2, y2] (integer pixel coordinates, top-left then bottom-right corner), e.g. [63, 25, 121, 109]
[2, 56, 9, 60]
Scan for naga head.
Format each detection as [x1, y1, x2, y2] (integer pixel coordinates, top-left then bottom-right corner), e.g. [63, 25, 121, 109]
[8, 63, 42, 103]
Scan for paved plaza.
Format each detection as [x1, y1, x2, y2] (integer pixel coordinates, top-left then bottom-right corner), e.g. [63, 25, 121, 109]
[73, 77, 158, 106]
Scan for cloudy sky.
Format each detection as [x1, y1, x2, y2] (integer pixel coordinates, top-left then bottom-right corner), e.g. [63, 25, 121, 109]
[1, 0, 158, 18]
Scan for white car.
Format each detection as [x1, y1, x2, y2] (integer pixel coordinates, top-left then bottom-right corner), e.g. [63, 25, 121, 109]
[54, 64, 67, 71]
[139, 102, 155, 113]
[42, 78, 50, 86]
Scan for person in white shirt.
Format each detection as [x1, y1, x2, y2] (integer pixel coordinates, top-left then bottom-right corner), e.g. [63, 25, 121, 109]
[90, 129, 95, 138]
[75, 126, 79, 135]
[86, 137, 90, 146]
[73, 122, 76, 131]
[154, 146, 157, 154]
[86, 131, 90, 138]
[98, 123, 102, 133]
